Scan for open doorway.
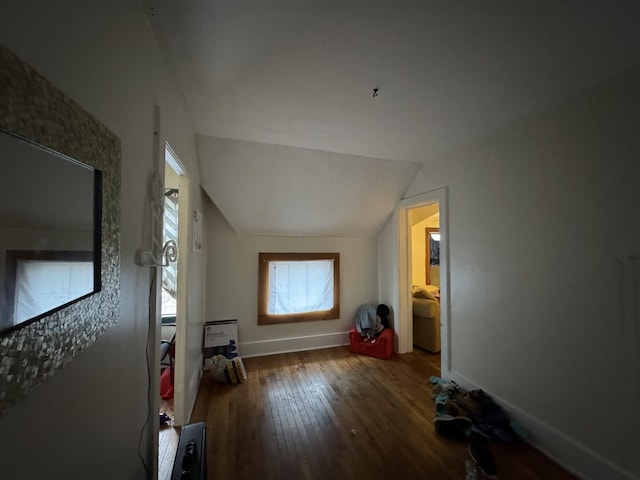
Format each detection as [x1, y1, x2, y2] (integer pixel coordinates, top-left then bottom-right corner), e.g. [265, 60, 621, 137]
[158, 143, 190, 477]
[396, 188, 449, 376]
[407, 203, 441, 370]
[159, 152, 179, 420]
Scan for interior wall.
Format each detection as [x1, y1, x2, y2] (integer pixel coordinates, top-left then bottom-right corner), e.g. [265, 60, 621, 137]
[395, 67, 640, 478]
[0, 1, 205, 478]
[164, 160, 180, 190]
[410, 211, 439, 287]
[377, 209, 400, 352]
[204, 198, 378, 357]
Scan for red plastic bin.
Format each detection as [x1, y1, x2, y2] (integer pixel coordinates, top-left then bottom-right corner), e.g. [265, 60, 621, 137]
[348, 327, 393, 360]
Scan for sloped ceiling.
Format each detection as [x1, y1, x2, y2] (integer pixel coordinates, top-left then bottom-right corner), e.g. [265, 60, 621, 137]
[144, 0, 640, 236]
[196, 136, 421, 237]
[410, 204, 439, 228]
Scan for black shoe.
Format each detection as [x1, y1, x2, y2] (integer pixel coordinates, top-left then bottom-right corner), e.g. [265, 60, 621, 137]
[468, 441, 497, 479]
[434, 415, 472, 438]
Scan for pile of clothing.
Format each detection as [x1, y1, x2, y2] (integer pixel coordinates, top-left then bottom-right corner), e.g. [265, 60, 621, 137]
[429, 376, 528, 479]
[354, 303, 390, 339]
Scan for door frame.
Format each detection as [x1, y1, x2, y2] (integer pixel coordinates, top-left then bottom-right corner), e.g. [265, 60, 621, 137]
[396, 187, 450, 376]
[150, 105, 192, 478]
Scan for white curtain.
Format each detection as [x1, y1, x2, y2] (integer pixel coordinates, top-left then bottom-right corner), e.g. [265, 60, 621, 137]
[14, 260, 93, 324]
[268, 259, 334, 314]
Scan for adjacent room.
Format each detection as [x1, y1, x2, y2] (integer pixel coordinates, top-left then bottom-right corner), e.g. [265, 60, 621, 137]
[409, 203, 442, 358]
[0, 2, 639, 480]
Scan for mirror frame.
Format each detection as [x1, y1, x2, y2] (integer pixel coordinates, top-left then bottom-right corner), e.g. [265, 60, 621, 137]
[0, 45, 121, 416]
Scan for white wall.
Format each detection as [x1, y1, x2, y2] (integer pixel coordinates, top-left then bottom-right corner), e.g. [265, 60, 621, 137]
[204, 198, 378, 357]
[377, 212, 399, 352]
[393, 68, 640, 479]
[0, 2, 206, 479]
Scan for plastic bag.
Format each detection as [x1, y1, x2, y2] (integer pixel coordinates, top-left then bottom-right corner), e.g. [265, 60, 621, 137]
[204, 354, 247, 384]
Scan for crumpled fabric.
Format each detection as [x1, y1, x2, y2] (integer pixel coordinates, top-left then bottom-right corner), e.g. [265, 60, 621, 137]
[355, 303, 384, 339]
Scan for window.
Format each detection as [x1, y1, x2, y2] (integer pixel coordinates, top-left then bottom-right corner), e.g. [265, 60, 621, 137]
[258, 252, 340, 325]
[2, 250, 94, 329]
[14, 259, 93, 324]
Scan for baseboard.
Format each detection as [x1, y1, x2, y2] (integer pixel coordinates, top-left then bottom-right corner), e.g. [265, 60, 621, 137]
[447, 371, 638, 480]
[239, 331, 350, 358]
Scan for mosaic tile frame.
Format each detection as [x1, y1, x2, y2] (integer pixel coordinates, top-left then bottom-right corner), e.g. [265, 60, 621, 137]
[0, 45, 121, 416]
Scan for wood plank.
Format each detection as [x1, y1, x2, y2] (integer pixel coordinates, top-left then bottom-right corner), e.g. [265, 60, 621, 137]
[158, 399, 179, 480]
[189, 347, 579, 480]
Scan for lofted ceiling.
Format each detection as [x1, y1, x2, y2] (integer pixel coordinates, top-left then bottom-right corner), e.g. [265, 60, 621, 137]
[195, 135, 421, 236]
[145, 0, 640, 237]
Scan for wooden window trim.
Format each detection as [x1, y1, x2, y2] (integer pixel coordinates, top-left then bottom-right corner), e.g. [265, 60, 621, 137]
[258, 252, 340, 325]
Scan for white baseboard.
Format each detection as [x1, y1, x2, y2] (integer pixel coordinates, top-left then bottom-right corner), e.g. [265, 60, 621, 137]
[447, 371, 638, 480]
[239, 331, 350, 358]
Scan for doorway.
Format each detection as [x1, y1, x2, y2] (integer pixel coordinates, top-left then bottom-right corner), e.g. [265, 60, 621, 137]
[159, 149, 180, 421]
[158, 143, 190, 478]
[408, 204, 441, 369]
[160, 143, 191, 419]
[396, 188, 450, 377]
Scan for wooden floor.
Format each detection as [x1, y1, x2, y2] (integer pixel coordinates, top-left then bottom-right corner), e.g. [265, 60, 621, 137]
[188, 346, 578, 480]
[159, 399, 180, 480]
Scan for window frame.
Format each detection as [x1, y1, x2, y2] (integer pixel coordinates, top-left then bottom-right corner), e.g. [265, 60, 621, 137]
[258, 252, 340, 325]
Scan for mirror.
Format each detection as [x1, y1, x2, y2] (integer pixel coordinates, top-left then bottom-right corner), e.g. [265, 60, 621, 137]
[426, 228, 440, 287]
[0, 130, 101, 334]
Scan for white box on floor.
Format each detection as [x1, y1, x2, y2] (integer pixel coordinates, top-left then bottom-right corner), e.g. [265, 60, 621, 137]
[203, 319, 238, 359]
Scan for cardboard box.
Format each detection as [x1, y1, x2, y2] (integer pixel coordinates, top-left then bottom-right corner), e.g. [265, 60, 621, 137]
[203, 319, 238, 359]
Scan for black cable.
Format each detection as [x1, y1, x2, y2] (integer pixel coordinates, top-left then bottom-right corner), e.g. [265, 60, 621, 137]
[137, 267, 157, 477]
